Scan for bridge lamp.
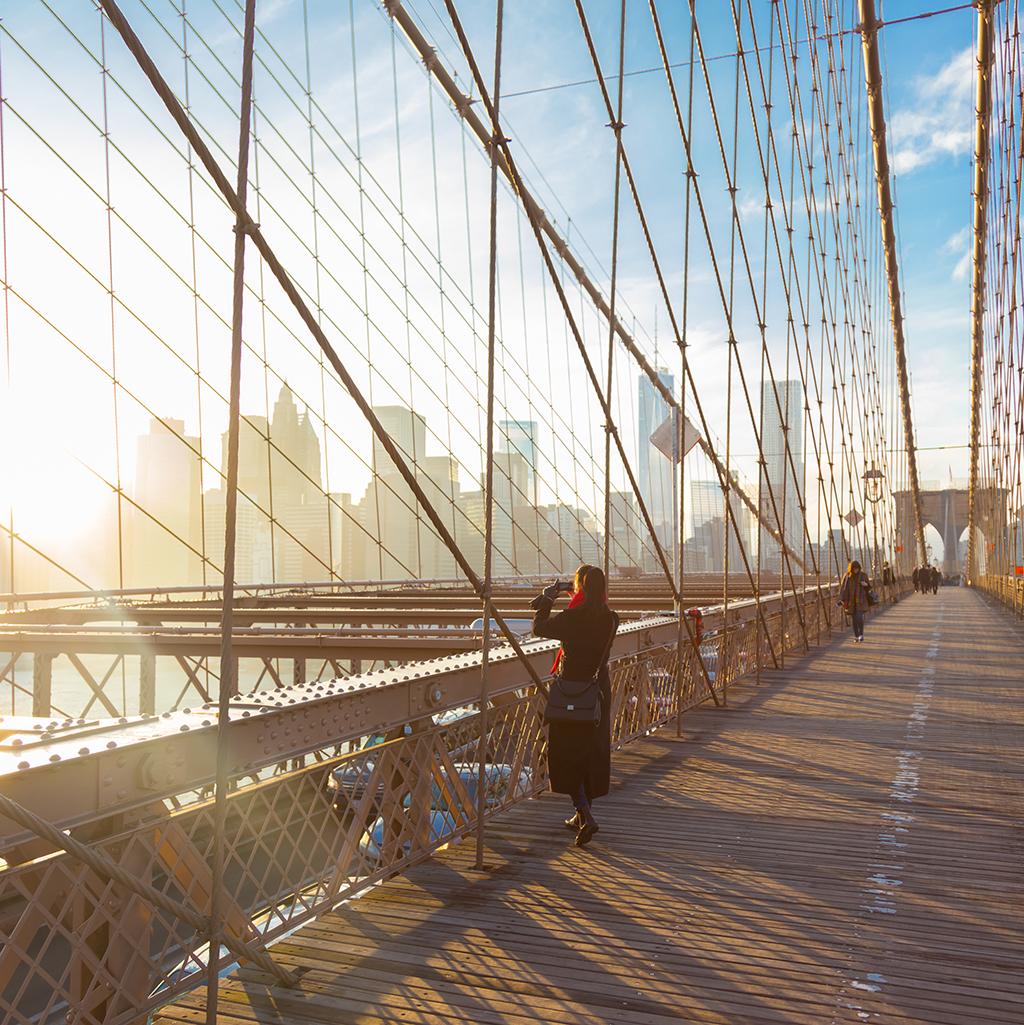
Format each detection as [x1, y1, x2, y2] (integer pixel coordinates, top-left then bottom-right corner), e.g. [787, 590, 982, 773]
[863, 465, 885, 504]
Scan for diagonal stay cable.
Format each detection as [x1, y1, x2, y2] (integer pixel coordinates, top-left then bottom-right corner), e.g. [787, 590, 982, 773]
[432, 0, 725, 703]
[94, 0, 547, 689]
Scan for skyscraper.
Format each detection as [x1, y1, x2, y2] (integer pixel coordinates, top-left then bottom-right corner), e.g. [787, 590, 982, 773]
[269, 383, 322, 505]
[345, 405, 457, 581]
[128, 417, 202, 586]
[268, 385, 330, 580]
[608, 491, 640, 571]
[498, 419, 539, 504]
[688, 477, 749, 573]
[638, 369, 676, 567]
[690, 480, 722, 532]
[207, 384, 331, 584]
[759, 380, 805, 571]
[373, 405, 426, 476]
[231, 415, 271, 510]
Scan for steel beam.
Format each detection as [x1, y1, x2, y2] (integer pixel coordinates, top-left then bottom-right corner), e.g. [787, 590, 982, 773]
[858, 0, 927, 567]
[967, 0, 996, 584]
[0, 590, 819, 846]
[0, 628, 484, 660]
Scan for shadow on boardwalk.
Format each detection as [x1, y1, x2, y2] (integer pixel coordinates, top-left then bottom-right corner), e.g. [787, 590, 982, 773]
[161, 589, 1024, 1025]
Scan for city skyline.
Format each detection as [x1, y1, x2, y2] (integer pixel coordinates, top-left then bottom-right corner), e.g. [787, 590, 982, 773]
[4, 374, 894, 594]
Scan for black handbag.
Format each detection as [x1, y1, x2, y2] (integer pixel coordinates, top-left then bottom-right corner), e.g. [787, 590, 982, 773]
[543, 623, 617, 726]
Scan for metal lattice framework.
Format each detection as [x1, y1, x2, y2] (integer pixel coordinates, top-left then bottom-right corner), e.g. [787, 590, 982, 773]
[0, 582, 851, 1025]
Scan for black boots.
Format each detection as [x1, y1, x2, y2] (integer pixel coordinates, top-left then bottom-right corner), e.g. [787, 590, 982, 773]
[574, 808, 599, 847]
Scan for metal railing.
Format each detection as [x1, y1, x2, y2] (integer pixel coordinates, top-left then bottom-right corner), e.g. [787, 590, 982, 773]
[0, 583, 914, 1025]
[976, 575, 1024, 617]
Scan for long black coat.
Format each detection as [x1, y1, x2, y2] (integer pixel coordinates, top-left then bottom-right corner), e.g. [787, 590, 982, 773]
[533, 597, 619, 800]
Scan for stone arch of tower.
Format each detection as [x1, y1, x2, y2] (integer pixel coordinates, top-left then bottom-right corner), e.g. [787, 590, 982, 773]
[894, 488, 1008, 577]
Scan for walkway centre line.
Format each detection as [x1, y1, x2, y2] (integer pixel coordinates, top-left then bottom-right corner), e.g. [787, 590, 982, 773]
[835, 604, 944, 1022]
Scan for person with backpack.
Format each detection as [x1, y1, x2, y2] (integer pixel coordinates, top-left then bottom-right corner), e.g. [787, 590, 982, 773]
[838, 559, 874, 642]
[531, 564, 619, 847]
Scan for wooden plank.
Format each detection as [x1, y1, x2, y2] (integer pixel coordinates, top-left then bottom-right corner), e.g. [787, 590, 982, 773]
[161, 589, 1024, 1025]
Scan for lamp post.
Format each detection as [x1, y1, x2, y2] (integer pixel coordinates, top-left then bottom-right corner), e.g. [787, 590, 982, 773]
[863, 464, 885, 583]
[863, 465, 885, 504]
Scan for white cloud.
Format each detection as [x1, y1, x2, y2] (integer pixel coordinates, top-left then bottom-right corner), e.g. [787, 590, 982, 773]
[942, 226, 971, 282]
[942, 226, 969, 253]
[890, 47, 974, 174]
[952, 250, 970, 282]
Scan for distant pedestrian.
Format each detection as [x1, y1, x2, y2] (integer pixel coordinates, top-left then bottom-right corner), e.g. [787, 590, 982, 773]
[532, 564, 619, 847]
[882, 561, 895, 587]
[930, 565, 940, 594]
[839, 559, 872, 642]
[912, 566, 920, 592]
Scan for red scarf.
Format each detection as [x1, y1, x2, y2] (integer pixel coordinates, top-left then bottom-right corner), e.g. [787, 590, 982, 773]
[551, 589, 607, 674]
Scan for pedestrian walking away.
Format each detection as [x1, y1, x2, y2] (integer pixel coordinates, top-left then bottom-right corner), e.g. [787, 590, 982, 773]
[930, 565, 940, 594]
[838, 559, 874, 642]
[918, 563, 932, 594]
[912, 566, 920, 592]
[531, 564, 619, 848]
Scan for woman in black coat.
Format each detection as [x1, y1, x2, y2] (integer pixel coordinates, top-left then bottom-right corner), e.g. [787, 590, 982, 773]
[532, 564, 618, 847]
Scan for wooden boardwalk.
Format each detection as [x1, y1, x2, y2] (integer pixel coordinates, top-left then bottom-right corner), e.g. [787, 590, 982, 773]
[160, 588, 1024, 1025]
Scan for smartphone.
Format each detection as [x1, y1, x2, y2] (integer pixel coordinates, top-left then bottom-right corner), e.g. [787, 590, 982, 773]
[556, 580, 573, 595]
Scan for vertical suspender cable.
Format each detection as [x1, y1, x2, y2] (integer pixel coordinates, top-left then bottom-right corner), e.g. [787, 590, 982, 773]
[722, 0, 743, 701]
[857, 0, 927, 570]
[95, 0, 548, 688]
[0, 29, 13, 604]
[968, 0, 996, 585]
[601, 0, 627, 581]
[475, 0, 503, 873]
[206, 1, 258, 1018]
[676, 6, 697, 734]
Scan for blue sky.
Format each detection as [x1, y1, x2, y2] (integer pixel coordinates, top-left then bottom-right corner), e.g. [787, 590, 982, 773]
[443, 0, 978, 473]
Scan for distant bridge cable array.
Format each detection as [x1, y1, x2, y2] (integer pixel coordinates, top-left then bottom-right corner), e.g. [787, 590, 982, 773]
[857, 0, 928, 566]
[0, 0, 924, 757]
[0, 3, 933, 1024]
[0, 0, 913, 623]
[969, 0, 1024, 605]
[1, 0, 680, 597]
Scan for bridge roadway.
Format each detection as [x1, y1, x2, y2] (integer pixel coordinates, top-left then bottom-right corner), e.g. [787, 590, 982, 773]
[158, 588, 1023, 1025]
